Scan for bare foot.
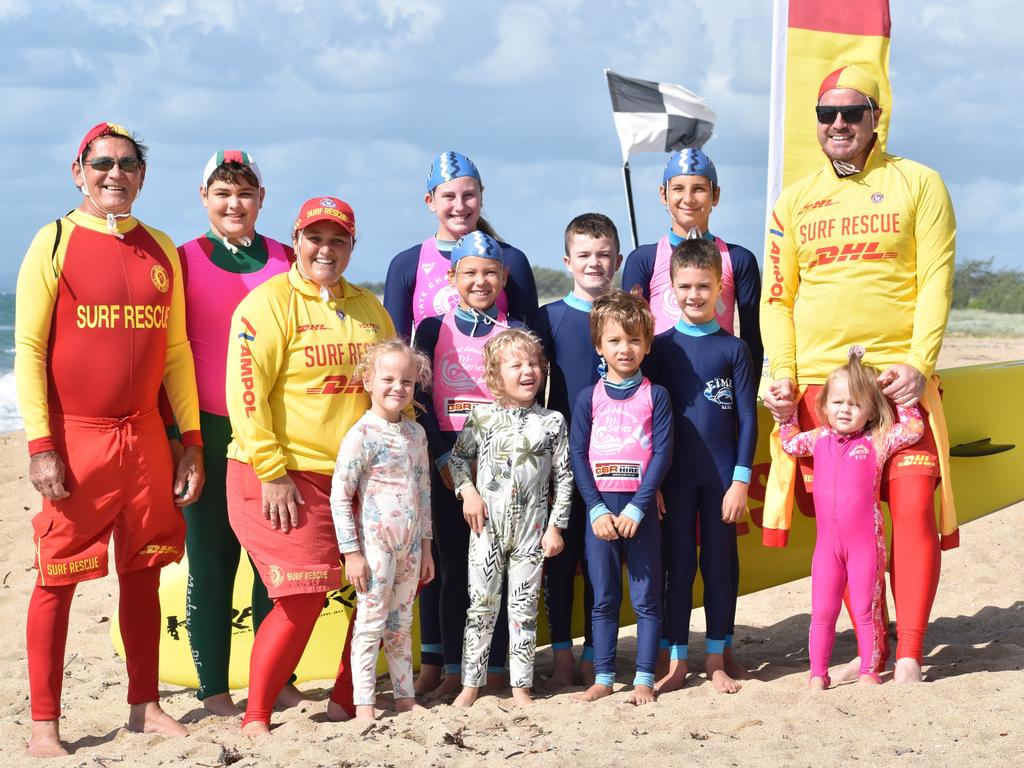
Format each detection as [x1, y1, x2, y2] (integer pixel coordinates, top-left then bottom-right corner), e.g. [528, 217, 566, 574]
[275, 683, 308, 709]
[654, 659, 689, 694]
[834, 656, 862, 684]
[326, 701, 352, 722]
[425, 675, 462, 700]
[544, 648, 575, 691]
[240, 720, 271, 737]
[627, 684, 656, 706]
[578, 659, 595, 687]
[27, 720, 69, 758]
[355, 705, 376, 721]
[572, 683, 612, 702]
[859, 674, 880, 686]
[127, 702, 188, 737]
[452, 686, 480, 708]
[723, 647, 752, 680]
[511, 687, 533, 707]
[202, 692, 243, 717]
[807, 676, 828, 691]
[393, 697, 425, 713]
[414, 664, 443, 695]
[894, 657, 923, 684]
[484, 670, 506, 694]
[706, 654, 742, 694]
[654, 646, 670, 680]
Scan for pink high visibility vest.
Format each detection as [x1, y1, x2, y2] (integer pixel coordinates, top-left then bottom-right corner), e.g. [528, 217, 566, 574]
[412, 237, 508, 330]
[649, 235, 734, 335]
[431, 309, 506, 432]
[588, 378, 654, 493]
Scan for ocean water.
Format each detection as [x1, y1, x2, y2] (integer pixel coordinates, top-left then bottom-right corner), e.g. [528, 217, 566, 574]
[0, 294, 18, 433]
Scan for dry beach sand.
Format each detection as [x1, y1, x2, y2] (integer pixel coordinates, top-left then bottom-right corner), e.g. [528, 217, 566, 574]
[0, 337, 1021, 767]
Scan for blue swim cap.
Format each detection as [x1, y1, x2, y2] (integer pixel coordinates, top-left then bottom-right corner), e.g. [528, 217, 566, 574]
[662, 148, 718, 187]
[426, 150, 481, 192]
[451, 231, 504, 266]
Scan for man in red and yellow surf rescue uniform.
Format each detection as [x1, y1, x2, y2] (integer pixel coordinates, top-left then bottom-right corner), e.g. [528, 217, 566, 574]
[15, 122, 204, 757]
[760, 66, 957, 685]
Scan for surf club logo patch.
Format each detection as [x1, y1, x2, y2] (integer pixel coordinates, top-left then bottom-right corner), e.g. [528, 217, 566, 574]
[703, 377, 733, 408]
[871, 193, 884, 204]
[439, 349, 482, 392]
[850, 444, 870, 461]
[269, 564, 284, 588]
[150, 264, 170, 293]
[320, 198, 336, 208]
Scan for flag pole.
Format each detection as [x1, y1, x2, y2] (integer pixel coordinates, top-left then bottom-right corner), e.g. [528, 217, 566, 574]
[621, 161, 639, 251]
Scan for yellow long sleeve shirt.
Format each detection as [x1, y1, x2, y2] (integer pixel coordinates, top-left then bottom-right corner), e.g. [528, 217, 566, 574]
[15, 210, 201, 455]
[226, 265, 396, 481]
[761, 145, 956, 384]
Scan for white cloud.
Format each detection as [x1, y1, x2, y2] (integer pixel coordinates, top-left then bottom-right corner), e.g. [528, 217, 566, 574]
[456, 5, 555, 85]
[0, 0, 28, 20]
[949, 178, 1024, 237]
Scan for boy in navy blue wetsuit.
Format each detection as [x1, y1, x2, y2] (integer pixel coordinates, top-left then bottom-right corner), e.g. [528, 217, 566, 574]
[533, 213, 623, 689]
[570, 291, 673, 706]
[645, 238, 757, 695]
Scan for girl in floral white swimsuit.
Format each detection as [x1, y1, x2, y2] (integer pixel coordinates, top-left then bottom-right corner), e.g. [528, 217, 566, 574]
[330, 339, 435, 721]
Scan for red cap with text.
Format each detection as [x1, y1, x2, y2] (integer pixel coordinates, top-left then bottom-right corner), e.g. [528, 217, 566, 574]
[293, 197, 356, 238]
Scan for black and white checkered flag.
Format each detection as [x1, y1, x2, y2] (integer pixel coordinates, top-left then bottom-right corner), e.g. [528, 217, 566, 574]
[605, 69, 716, 161]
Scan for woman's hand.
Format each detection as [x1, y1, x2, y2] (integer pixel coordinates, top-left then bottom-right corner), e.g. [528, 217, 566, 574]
[261, 475, 305, 533]
[461, 487, 488, 534]
[344, 551, 371, 593]
[419, 541, 435, 585]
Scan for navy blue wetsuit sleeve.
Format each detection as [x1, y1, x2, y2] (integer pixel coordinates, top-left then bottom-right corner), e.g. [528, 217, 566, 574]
[626, 385, 674, 517]
[383, 245, 421, 340]
[532, 305, 553, 408]
[730, 244, 764, 367]
[622, 245, 655, 301]
[569, 386, 605, 517]
[732, 340, 758, 481]
[501, 245, 539, 327]
[412, 316, 448, 458]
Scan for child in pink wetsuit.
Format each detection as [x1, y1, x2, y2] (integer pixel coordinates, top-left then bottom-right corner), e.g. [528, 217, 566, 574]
[775, 347, 923, 689]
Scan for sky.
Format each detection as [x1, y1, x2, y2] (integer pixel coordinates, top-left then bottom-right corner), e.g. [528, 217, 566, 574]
[0, 0, 1020, 290]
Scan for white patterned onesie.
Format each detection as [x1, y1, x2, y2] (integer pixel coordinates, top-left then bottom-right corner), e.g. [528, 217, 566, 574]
[449, 403, 573, 688]
[330, 410, 432, 706]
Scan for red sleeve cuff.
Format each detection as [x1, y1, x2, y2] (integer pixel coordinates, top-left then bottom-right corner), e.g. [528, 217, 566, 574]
[28, 437, 56, 456]
[940, 529, 960, 551]
[762, 527, 790, 548]
[179, 430, 203, 449]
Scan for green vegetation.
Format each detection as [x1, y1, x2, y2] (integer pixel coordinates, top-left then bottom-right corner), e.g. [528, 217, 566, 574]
[953, 259, 1024, 314]
[532, 266, 574, 299]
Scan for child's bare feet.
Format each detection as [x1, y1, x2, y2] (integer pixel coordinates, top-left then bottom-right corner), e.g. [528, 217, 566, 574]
[240, 720, 271, 737]
[202, 692, 243, 717]
[326, 701, 352, 722]
[893, 657, 923, 684]
[355, 705, 376, 721]
[511, 687, 533, 707]
[578, 659, 596, 687]
[807, 676, 828, 691]
[426, 675, 462, 700]
[127, 701, 188, 737]
[545, 648, 575, 690]
[452, 686, 480, 708]
[27, 720, 69, 758]
[572, 683, 612, 702]
[484, 670, 506, 694]
[275, 682, 308, 709]
[393, 697, 425, 713]
[415, 664, 444, 695]
[706, 654, 742, 694]
[655, 646, 670, 680]
[834, 656, 862, 684]
[723, 647, 752, 680]
[626, 684, 656, 706]
[858, 674, 880, 686]
[654, 659, 689, 694]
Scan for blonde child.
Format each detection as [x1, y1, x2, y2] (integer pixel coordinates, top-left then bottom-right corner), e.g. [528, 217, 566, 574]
[773, 347, 923, 689]
[448, 329, 573, 707]
[330, 339, 436, 720]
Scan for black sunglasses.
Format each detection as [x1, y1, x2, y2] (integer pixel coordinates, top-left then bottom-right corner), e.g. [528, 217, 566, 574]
[82, 156, 143, 172]
[815, 105, 872, 125]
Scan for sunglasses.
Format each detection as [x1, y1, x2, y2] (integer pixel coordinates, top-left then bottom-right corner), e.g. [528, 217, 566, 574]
[82, 156, 143, 172]
[815, 104, 874, 125]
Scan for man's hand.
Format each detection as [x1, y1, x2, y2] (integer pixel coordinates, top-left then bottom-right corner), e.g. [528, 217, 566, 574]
[174, 445, 205, 506]
[420, 541, 435, 584]
[721, 481, 749, 524]
[541, 526, 564, 557]
[614, 514, 639, 539]
[169, 437, 184, 467]
[762, 378, 796, 421]
[878, 364, 926, 407]
[462, 487, 488, 534]
[29, 450, 69, 500]
[261, 475, 305, 533]
[344, 551, 371, 593]
[591, 513, 619, 541]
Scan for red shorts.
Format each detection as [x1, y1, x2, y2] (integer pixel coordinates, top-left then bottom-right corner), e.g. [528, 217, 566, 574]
[796, 385, 940, 496]
[226, 460, 342, 598]
[32, 409, 185, 587]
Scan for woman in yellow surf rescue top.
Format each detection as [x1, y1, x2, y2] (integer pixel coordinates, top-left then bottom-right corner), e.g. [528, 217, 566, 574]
[225, 195, 396, 736]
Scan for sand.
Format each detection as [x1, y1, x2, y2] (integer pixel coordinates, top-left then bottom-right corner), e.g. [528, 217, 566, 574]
[0, 343, 1021, 767]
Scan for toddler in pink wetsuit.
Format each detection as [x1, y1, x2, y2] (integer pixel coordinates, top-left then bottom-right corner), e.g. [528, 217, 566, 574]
[775, 347, 923, 689]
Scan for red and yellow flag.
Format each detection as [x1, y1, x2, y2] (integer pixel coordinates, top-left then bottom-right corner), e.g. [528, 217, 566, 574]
[766, 0, 892, 208]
